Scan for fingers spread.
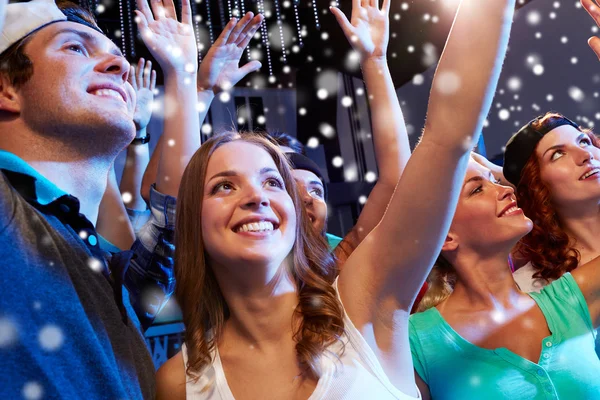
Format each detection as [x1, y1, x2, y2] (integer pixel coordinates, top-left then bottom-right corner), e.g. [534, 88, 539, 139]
[236, 14, 264, 47]
[330, 6, 354, 40]
[214, 17, 238, 46]
[136, 0, 155, 23]
[144, 60, 153, 88]
[229, 12, 254, 44]
[128, 65, 137, 89]
[150, 70, 157, 91]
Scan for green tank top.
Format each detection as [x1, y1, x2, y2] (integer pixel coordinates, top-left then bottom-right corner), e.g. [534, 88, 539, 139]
[409, 273, 600, 399]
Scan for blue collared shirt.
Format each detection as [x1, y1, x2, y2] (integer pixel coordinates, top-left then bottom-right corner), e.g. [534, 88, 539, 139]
[0, 150, 176, 398]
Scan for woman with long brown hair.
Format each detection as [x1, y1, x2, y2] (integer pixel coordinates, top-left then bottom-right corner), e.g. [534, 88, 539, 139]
[154, 0, 516, 396]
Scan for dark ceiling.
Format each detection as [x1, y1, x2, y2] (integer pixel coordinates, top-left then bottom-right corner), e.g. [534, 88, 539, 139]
[73, 0, 537, 88]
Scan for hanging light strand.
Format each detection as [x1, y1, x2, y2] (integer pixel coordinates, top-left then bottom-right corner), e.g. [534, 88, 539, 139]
[125, 0, 136, 58]
[273, 0, 286, 63]
[117, 0, 127, 56]
[193, 1, 203, 63]
[239, 0, 252, 60]
[257, 0, 273, 76]
[312, 0, 320, 29]
[293, 0, 303, 47]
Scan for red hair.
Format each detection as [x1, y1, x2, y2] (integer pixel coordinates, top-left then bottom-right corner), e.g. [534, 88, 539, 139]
[515, 113, 600, 281]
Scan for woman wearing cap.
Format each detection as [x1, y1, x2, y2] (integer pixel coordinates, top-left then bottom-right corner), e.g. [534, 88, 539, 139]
[500, 1, 600, 293]
[410, 157, 600, 400]
[154, 0, 516, 396]
[502, 114, 600, 294]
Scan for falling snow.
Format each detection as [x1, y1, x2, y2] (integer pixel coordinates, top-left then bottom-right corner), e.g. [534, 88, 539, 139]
[38, 324, 64, 351]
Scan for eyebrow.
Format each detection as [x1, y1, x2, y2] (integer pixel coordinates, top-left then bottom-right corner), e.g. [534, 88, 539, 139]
[207, 167, 278, 182]
[49, 27, 123, 57]
[463, 171, 495, 188]
[542, 133, 587, 158]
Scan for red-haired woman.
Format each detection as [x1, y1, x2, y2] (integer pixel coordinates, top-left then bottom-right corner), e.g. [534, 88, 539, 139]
[503, 113, 600, 293]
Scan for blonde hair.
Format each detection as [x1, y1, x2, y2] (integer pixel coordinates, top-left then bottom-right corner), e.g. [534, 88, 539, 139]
[175, 131, 345, 381]
[416, 256, 457, 312]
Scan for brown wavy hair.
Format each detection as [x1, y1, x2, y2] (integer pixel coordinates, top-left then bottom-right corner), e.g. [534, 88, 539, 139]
[175, 131, 345, 382]
[514, 112, 600, 281]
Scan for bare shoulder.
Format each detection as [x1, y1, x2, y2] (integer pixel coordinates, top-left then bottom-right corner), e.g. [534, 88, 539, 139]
[156, 351, 187, 400]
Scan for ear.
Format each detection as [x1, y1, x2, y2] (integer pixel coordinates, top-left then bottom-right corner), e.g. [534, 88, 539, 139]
[441, 231, 459, 252]
[0, 73, 21, 114]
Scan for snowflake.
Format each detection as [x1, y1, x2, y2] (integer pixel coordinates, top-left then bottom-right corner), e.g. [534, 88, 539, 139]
[365, 171, 377, 183]
[568, 86, 585, 102]
[38, 324, 64, 351]
[307, 137, 319, 148]
[532, 64, 544, 76]
[0, 317, 18, 348]
[332, 156, 343, 168]
[319, 123, 336, 138]
[434, 70, 461, 95]
[22, 382, 43, 400]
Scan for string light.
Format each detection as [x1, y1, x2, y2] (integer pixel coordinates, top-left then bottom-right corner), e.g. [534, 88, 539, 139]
[117, 0, 127, 56]
[273, 0, 287, 63]
[125, 0, 136, 58]
[257, 0, 273, 76]
[205, 0, 214, 44]
[293, 0, 303, 47]
[312, 0, 320, 29]
[227, 0, 233, 20]
[193, 2, 203, 62]
[239, 0, 251, 60]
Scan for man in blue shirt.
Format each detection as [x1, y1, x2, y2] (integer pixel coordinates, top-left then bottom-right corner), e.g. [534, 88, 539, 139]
[0, 0, 175, 398]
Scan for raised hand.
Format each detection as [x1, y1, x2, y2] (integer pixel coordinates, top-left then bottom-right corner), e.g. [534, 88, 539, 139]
[197, 12, 264, 93]
[582, 0, 600, 59]
[129, 58, 157, 131]
[135, 0, 197, 75]
[330, 0, 390, 61]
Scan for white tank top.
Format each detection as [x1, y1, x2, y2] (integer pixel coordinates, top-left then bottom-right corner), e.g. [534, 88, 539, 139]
[181, 309, 421, 400]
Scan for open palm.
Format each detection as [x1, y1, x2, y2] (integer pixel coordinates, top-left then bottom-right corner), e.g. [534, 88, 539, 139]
[135, 0, 197, 74]
[331, 0, 390, 60]
[198, 12, 264, 93]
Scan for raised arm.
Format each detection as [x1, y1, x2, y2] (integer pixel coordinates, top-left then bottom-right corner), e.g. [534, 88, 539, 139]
[330, 0, 410, 264]
[97, 166, 136, 249]
[120, 58, 156, 211]
[135, 0, 200, 197]
[139, 13, 263, 198]
[337, 0, 515, 394]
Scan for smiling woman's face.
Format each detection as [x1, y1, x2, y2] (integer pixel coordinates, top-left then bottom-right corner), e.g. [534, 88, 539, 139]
[200, 140, 297, 268]
[534, 125, 600, 210]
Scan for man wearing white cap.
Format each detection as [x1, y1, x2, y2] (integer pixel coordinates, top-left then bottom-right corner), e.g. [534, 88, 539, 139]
[0, 0, 189, 398]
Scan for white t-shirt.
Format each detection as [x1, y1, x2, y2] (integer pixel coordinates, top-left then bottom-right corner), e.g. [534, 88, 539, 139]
[512, 262, 551, 293]
[180, 307, 421, 400]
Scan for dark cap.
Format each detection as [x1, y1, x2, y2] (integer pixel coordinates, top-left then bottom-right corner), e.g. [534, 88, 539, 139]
[503, 114, 579, 186]
[286, 152, 327, 200]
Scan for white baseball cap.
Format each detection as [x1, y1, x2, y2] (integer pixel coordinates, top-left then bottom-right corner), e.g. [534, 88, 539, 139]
[0, 0, 67, 55]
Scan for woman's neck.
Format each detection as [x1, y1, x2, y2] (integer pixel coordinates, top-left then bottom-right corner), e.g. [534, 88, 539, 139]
[444, 250, 523, 311]
[216, 262, 300, 350]
[558, 205, 600, 262]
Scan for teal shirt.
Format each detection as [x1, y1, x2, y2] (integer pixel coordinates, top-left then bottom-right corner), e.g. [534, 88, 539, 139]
[326, 232, 343, 250]
[409, 273, 600, 399]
